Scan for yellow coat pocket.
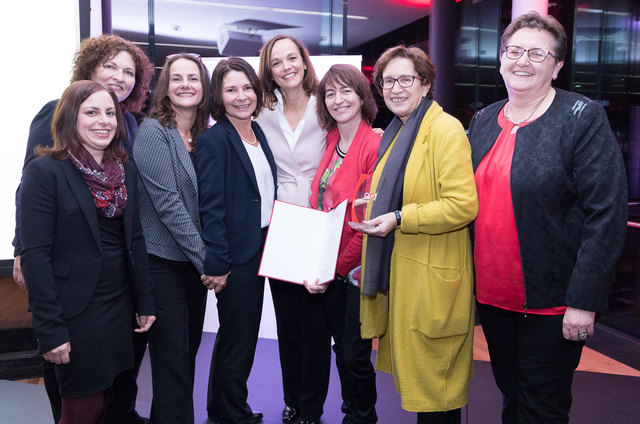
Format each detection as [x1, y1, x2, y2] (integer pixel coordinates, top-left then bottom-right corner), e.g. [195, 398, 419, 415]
[404, 259, 471, 338]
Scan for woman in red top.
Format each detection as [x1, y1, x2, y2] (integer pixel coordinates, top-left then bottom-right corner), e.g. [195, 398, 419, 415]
[306, 64, 380, 424]
[469, 12, 627, 423]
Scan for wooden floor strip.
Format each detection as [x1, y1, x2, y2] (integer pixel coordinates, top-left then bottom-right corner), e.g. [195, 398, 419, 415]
[473, 325, 640, 377]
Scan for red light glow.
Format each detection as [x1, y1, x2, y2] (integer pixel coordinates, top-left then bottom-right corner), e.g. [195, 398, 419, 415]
[391, 0, 462, 8]
[395, 0, 431, 7]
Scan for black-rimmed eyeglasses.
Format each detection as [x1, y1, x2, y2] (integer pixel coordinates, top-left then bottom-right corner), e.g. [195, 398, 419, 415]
[503, 45, 556, 63]
[379, 75, 422, 90]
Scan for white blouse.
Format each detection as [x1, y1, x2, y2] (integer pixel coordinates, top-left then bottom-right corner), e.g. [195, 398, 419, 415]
[274, 89, 316, 151]
[256, 92, 327, 207]
[242, 141, 275, 228]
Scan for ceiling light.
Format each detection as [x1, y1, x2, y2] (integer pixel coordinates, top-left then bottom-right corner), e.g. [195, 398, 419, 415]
[161, 0, 370, 21]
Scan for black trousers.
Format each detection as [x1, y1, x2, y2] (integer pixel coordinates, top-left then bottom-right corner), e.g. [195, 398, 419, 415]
[476, 302, 584, 424]
[269, 278, 332, 421]
[323, 280, 377, 424]
[416, 409, 461, 424]
[42, 319, 148, 424]
[147, 255, 207, 424]
[206, 229, 266, 423]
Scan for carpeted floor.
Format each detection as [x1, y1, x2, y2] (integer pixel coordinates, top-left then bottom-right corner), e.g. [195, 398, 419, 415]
[132, 331, 640, 424]
[2, 329, 639, 423]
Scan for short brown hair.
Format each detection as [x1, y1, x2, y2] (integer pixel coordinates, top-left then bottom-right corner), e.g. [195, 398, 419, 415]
[316, 64, 377, 132]
[150, 53, 212, 140]
[210, 57, 264, 122]
[72, 34, 154, 114]
[41, 81, 127, 161]
[501, 11, 567, 62]
[373, 45, 436, 99]
[259, 35, 318, 109]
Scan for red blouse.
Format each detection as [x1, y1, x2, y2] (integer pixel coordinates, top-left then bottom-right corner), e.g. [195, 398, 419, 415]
[474, 106, 566, 315]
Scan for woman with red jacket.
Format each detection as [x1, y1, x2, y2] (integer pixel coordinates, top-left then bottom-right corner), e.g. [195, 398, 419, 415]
[306, 64, 380, 424]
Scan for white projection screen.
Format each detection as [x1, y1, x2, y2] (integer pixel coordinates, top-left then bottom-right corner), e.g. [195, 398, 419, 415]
[0, 1, 79, 263]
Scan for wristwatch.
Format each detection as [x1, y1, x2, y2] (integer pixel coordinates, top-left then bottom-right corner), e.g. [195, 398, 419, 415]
[394, 210, 402, 226]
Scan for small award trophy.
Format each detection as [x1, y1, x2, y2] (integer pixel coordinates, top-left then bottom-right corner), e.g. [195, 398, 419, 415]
[348, 174, 376, 231]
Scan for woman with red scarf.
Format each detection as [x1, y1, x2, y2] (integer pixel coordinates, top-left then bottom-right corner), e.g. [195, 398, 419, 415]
[20, 81, 155, 424]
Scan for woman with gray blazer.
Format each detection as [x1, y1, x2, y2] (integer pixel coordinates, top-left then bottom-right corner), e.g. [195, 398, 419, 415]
[133, 53, 211, 424]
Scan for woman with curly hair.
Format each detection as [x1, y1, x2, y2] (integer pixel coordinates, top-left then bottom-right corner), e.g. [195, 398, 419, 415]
[70, 35, 154, 126]
[13, 34, 154, 424]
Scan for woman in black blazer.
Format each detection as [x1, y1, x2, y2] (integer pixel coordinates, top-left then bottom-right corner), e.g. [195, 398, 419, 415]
[197, 57, 277, 424]
[20, 81, 155, 424]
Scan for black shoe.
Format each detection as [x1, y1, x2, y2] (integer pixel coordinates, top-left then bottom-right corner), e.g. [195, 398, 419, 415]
[126, 411, 150, 424]
[282, 406, 299, 423]
[250, 412, 264, 423]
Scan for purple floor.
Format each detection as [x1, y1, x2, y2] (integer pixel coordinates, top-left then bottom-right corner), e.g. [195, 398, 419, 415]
[133, 332, 640, 423]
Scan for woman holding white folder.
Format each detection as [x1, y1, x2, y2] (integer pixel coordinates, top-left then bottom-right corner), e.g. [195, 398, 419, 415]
[256, 35, 327, 424]
[305, 64, 381, 424]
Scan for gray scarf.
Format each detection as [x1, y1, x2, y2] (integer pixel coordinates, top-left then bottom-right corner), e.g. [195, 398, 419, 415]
[361, 97, 432, 296]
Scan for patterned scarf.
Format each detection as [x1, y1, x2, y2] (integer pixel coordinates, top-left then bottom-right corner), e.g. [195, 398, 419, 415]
[69, 147, 127, 218]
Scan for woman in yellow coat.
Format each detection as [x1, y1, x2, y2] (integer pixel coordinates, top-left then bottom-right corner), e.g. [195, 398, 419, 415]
[357, 45, 478, 424]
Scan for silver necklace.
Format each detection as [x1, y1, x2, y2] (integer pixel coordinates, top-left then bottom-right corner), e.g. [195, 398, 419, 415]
[504, 93, 547, 126]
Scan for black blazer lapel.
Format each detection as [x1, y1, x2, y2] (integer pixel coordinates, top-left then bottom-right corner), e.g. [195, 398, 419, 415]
[470, 101, 505, 170]
[60, 159, 102, 254]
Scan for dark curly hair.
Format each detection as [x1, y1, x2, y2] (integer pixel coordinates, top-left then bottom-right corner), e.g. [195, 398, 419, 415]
[150, 53, 212, 140]
[71, 34, 153, 114]
[259, 35, 318, 110]
[210, 57, 263, 122]
[316, 64, 377, 132]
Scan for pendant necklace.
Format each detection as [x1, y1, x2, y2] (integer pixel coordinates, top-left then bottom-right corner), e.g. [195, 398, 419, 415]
[178, 129, 193, 145]
[504, 91, 548, 126]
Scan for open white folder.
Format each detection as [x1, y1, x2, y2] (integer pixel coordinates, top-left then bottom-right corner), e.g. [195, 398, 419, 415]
[259, 199, 347, 285]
